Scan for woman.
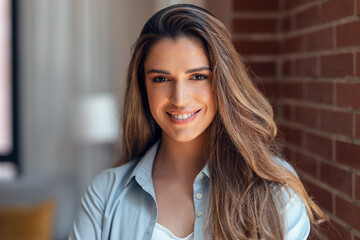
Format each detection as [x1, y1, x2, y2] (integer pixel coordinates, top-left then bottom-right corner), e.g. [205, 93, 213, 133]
[70, 4, 327, 240]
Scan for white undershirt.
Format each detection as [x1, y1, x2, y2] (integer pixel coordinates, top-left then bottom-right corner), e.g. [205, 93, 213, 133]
[151, 223, 194, 240]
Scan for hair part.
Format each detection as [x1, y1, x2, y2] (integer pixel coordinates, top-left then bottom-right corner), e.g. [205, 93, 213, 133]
[118, 4, 327, 239]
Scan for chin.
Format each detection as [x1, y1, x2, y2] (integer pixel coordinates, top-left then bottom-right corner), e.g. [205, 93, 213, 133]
[165, 129, 205, 143]
[174, 136, 197, 142]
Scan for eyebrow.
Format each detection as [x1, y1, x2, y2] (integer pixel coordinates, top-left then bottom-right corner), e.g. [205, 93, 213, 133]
[146, 67, 211, 75]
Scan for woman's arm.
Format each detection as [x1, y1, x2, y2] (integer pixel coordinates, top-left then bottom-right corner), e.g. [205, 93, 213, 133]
[69, 173, 107, 240]
[282, 188, 311, 240]
[275, 159, 311, 240]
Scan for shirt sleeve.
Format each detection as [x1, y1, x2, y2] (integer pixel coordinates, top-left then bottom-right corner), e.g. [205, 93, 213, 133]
[69, 172, 108, 240]
[282, 188, 310, 240]
[274, 158, 311, 240]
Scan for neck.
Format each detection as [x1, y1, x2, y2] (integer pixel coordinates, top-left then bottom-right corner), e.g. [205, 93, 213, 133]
[153, 132, 207, 180]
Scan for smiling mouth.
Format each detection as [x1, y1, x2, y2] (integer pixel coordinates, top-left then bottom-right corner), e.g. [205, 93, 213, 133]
[166, 109, 201, 120]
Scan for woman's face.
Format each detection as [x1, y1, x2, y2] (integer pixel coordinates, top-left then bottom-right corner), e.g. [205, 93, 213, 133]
[144, 36, 217, 142]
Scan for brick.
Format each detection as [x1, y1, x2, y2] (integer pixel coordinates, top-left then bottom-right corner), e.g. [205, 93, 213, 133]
[294, 151, 317, 177]
[303, 179, 332, 213]
[320, 162, 352, 195]
[336, 140, 360, 169]
[306, 27, 334, 52]
[284, 0, 303, 10]
[336, 83, 360, 108]
[295, 57, 317, 77]
[337, 21, 360, 47]
[284, 0, 318, 10]
[282, 104, 294, 121]
[325, 221, 352, 240]
[260, 82, 281, 98]
[281, 146, 294, 162]
[283, 58, 317, 77]
[357, 52, 360, 77]
[233, 0, 279, 12]
[320, 110, 353, 136]
[281, 35, 305, 54]
[356, 174, 360, 201]
[296, 5, 320, 29]
[307, 82, 334, 104]
[282, 60, 292, 76]
[233, 39, 279, 56]
[321, 53, 353, 78]
[295, 106, 318, 128]
[306, 132, 332, 160]
[321, 0, 354, 23]
[357, 115, 360, 138]
[282, 15, 292, 32]
[232, 18, 277, 34]
[281, 82, 304, 99]
[282, 126, 303, 146]
[336, 196, 360, 231]
[248, 61, 276, 77]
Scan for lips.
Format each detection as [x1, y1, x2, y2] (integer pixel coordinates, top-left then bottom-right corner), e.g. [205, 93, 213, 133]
[166, 109, 201, 124]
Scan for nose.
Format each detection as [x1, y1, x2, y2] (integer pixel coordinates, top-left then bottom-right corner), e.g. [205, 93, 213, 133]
[170, 80, 191, 107]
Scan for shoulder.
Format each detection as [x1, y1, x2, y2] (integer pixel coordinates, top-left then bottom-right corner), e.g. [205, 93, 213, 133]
[273, 157, 298, 176]
[70, 159, 141, 239]
[95, 160, 139, 183]
[85, 159, 140, 203]
[277, 187, 310, 240]
[271, 157, 301, 205]
[272, 157, 310, 240]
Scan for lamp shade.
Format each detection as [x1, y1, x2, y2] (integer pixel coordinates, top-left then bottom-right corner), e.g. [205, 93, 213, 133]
[73, 93, 119, 144]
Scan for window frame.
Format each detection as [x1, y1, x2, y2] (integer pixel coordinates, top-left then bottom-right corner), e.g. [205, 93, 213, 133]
[0, 0, 20, 173]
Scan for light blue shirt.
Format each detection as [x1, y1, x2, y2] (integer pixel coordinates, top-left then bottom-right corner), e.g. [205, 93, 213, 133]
[69, 140, 310, 240]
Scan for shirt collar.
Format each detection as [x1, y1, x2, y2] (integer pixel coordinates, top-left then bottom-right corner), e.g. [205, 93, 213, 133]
[202, 162, 210, 178]
[124, 138, 211, 187]
[125, 139, 161, 188]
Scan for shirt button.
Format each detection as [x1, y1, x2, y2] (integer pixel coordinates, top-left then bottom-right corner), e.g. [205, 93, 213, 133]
[196, 193, 203, 200]
[196, 211, 203, 217]
[199, 173, 205, 179]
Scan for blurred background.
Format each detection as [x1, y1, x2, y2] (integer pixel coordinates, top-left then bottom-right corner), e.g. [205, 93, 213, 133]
[0, 0, 359, 239]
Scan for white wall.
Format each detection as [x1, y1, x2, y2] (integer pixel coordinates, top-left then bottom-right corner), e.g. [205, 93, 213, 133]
[18, 0, 154, 191]
[20, 0, 75, 176]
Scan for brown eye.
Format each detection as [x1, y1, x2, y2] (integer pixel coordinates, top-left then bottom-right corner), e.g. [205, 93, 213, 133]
[152, 76, 169, 83]
[191, 74, 208, 81]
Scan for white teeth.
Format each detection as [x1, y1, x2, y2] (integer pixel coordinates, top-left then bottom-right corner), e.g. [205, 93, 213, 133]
[172, 112, 196, 120]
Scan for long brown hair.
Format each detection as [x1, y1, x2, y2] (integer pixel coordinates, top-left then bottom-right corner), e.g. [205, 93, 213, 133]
[118, 4, 327, 239]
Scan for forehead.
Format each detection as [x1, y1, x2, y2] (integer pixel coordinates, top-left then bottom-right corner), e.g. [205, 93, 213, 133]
[144, 36, 209, 71]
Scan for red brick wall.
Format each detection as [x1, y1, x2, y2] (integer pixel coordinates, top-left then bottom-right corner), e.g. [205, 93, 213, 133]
[231, 0, 360, 239]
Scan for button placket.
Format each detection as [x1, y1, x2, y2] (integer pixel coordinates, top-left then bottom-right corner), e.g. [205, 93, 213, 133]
[196, 193, 202, 200]
[194, 184, 204, 220]
[194, 172, 209, 239]
[194, 172, 208, 222]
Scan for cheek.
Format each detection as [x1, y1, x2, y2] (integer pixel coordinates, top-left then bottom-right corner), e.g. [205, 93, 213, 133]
[146, 87, 167, 116]
[196, 87, 217, 112]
